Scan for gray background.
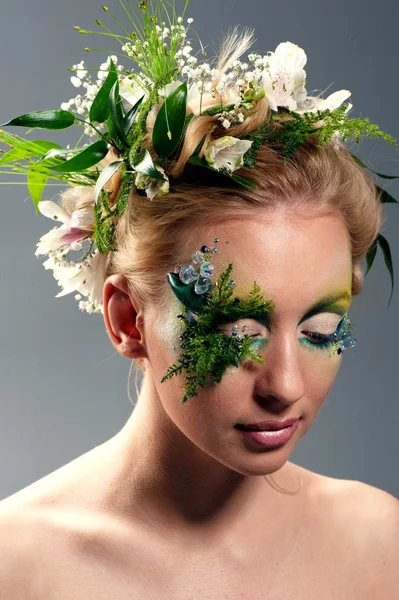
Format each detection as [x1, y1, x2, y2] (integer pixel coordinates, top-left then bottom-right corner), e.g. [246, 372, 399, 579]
[0, 0, 398, 500]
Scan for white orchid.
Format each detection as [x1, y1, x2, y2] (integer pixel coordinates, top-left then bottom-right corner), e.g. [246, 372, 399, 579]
[35, 200, 95, 257]
[135, 165, 170, 199]
[204, 136, 253, 173]
[261, 41, 307, 112]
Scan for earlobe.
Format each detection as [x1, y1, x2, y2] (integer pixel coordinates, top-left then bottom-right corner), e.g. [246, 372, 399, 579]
[103, 274, 147, 361]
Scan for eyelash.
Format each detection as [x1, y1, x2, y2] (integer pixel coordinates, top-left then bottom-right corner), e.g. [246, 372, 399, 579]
[219, 329, 337, 349]
[300, 331, 336, 349]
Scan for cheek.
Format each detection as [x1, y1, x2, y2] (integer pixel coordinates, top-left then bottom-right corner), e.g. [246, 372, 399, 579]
[303, 348, 342, 406]
[154, 296, 186, 354]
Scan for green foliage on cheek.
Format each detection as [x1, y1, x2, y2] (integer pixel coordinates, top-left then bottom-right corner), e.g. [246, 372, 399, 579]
[160, 263, 274, 404]
[161, 327, 265, 403]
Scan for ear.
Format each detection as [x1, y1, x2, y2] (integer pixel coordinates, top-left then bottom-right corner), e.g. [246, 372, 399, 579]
[103, 273, 148, 361]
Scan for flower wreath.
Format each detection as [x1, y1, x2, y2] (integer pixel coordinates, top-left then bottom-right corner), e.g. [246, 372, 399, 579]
[0, 0, 397, 320]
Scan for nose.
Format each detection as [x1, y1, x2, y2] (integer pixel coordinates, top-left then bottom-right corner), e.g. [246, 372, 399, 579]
[253, 333, 305, 406]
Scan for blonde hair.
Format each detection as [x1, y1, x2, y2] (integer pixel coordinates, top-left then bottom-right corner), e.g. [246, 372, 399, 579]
[61, 30, 383, 375]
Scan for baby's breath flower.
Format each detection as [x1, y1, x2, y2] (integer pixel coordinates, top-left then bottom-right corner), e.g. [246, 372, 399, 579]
[71, 76, 82, 87]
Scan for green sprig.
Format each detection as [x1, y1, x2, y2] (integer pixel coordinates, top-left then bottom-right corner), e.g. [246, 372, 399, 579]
[161, 263, 274, 403]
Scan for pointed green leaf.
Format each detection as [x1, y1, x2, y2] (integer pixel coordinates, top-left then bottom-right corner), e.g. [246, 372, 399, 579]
[50, 140, 109, 172]
[109, 81, 129, 148]
[167, 273, 209, 314]
[349, 153, 368, 169]
[152, 82, 188, 158]
[123, 95, 144, 137]
[28, 167, 50, 212]
[0, 140, 62, 165]
[230, 173, 258, 190]
[38, 146, 88, 163]
[131, 148, 166, 181]
[187, 156, 258, 190]
[377, 233, 395, 307]
[350, 153, 399, 180]
[375, 185, 399, 204]
[372, 172, 399, 180]
[2, 110, 75, 130]
[94, 159, 124, 204]
[89, 60, 118, 124]
[365, 239, 378, 276]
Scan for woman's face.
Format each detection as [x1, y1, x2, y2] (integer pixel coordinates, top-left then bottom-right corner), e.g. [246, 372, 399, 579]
[145, 208, 353, 475]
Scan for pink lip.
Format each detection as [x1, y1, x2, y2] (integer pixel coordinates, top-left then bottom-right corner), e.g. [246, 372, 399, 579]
[240, 418, 299, 431]
[237, 420, 299, 448]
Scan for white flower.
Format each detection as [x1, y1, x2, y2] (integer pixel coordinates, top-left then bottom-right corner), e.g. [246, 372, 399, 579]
[119, 76, 150, 105]
[187, 17, 194, 23]
[135, 165, 170, 199]
[204, 136, 253, 173]
[295, 90, 352, 124]
[71, 76, 82, 88]
[51, 249, 107, 311]
[311, 89, 351, 112]
[35, 200, 94, 257]
[222, 118, 231, 129]
[261, 41, 307, 111]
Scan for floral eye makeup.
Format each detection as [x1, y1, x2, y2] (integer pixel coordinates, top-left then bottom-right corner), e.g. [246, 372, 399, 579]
[162, 237, 357, 403]
[162, 238, 274, 403]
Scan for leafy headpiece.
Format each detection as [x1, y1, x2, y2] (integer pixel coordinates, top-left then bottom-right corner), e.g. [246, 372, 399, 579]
[0, 0, 397, 316]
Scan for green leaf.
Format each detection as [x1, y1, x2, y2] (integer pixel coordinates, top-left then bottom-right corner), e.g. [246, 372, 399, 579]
[38, 146, 88, 163]
[152, 82, 187, 158]
[167, 273, 209, 314]
[109, 81, 129, 148]
[50, 140, 109, 172]
[350, 153, 399, 180]
[187, 157, 258, 190]
[365, 239, 377, 276]
[349, 153, 368, 169]
[123, 95, 144, 137]
[0, 140, 62, 165]
[230, 173, 258, 190]
[131, 148, 166, 180]
[2, 110, 75, 130]
[377, 233, 395, 307]
[89, 60, 118, 124]
[28, 166, 50, 212]
[94, 159, 124, 204]
[372, 172, 399, 180]
[375, 185, 399, 204]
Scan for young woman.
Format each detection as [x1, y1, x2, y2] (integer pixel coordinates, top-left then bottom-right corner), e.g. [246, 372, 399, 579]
[0, 2, 398, 597]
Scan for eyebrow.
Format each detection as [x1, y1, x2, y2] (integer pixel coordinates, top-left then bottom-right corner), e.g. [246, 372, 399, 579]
[240, 290, 352, 327]
[297, 291, 352, 324]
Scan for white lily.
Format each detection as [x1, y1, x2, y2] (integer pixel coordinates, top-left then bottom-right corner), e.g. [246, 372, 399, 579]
[204, 136, 253, 173]
[35, 200, 95, 257]
[311, 89, 352, 112]
[261, 41, 307, 111]
[48, 249, 107, 309]
[119, 76, 150, 106]
[135, 165, 170, 199]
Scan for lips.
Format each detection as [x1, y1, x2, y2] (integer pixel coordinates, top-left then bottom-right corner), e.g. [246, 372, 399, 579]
[237, 418, 299, 431]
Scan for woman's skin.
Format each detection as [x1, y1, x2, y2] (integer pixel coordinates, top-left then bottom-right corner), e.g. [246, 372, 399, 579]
[102, 205, 353, 551]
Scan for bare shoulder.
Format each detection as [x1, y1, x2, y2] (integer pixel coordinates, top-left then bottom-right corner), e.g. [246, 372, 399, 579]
[318, 473, 399, 598]
[0, 501, 40, 599]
